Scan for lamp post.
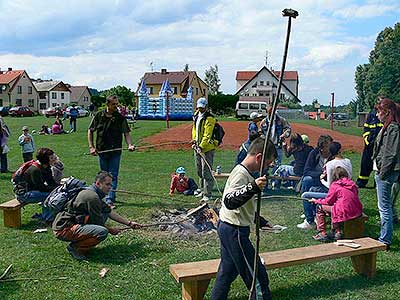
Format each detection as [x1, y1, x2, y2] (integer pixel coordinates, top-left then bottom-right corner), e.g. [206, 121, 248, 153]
[331, 92, 335, 130]
[166, 91, 170, 129]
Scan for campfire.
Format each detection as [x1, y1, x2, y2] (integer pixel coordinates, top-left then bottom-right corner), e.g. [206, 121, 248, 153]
[151, 203, 219, 238]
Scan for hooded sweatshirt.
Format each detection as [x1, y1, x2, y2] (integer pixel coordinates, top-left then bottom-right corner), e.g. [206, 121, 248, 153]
[314, 177, 363, 224]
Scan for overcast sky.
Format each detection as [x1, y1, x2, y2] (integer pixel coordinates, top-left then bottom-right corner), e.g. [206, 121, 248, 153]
[0, 0, 398, 105]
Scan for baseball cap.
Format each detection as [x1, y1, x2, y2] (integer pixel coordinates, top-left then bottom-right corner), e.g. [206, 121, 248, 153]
[250, 112, 263, 119]
[196, 98, 207, 108]
[22, 126, 29, 131]
[301, 134, 309, 144]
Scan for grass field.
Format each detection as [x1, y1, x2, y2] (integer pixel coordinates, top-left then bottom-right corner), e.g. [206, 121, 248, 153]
[0, 116, 398, 300]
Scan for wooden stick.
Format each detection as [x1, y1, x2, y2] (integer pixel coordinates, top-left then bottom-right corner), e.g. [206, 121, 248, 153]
[0, 276, 68, 283]
[0, 264, 12, 280]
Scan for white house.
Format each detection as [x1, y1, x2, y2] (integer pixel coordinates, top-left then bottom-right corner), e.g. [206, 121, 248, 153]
[33, 80, 71, 110]
[235, 66, 300, 105]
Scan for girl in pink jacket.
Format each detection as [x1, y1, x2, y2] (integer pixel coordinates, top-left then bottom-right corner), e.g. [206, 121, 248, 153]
[310, 166, 363, 242]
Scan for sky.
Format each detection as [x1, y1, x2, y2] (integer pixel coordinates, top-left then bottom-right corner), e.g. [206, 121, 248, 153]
[0, 0, 399, 105]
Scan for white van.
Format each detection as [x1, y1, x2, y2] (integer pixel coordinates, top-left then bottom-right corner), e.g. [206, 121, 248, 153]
[235, 101, 267, 119]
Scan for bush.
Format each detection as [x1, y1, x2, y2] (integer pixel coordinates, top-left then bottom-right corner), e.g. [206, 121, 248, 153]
[208, 94, 238, 115]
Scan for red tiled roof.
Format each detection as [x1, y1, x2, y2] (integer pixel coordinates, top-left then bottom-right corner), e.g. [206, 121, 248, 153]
[236, 70, 298, 81]
[143, 71, 196, 85]
[0, 70, 24, 84]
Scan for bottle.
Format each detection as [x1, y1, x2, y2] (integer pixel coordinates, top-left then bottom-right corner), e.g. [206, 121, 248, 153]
[216, 166, 221, 174]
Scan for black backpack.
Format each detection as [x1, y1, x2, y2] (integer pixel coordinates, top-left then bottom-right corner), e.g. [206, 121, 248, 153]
[44, 177, 87, 214]
[213, 122, 225, 146]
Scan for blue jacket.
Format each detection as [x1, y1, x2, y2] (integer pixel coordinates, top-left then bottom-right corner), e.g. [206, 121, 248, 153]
[18, 134, 35, 153]
[303, 148, 324, 179]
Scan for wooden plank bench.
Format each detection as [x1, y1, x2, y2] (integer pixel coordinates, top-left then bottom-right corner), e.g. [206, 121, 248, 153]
[0, 199, 25, 228]
[170, 237, 386, 300]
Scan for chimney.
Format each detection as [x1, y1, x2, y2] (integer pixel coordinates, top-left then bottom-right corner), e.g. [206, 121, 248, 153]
[161, 68, 167, 75]
[8, 67, 12, 71]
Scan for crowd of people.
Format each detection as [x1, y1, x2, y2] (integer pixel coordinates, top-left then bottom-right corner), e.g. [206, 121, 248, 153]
[1, 94, 399, 299]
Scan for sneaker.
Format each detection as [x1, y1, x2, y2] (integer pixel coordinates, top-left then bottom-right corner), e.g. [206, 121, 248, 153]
[194, 191, 203, 198]
[296, 219, 316, 230]
[300, 214, 305, 219]
[67, 244, 87, 261]
[313, 232, 330, 242]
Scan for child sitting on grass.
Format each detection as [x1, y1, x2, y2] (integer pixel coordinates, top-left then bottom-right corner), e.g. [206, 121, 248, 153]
[309, 166, 363, 242]
[169, 167, 198, 196]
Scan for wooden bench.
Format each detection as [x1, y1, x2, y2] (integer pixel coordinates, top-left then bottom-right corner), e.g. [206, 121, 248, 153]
[0, 199, 25, 228]
[170, 237, 386, 300]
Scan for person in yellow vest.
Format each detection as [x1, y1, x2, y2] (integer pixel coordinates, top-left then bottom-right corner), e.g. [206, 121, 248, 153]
[191, 98, 218, 202]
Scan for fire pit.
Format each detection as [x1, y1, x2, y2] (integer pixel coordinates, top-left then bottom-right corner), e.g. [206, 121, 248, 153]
[151, 204, 219, 238]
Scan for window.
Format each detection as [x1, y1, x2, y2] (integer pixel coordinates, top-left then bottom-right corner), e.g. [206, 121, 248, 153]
[249, 103, 259, 110]
[259, 92, 264, 96]
[238, 103, 248, 109]
[84, 96, 89, 102]
[61, 93, 64, 99]
[149, 87, 153, 94]
[266, 81, 270, 86]
[52, 103, 57, 107]
[39, 92, 46, 99]
[0, 99, 3, 106]
[16, 99, 22, 106]
[173, 86, 178, 94]
[17, 86, 22, 94]
[261, 104, 267, 110]
[40, 103, 47, 109]
[28, 86, 33, 94]
[266, 92, 270, 97]
[252, 93, 257, 96]
[196, 88, 199, 95]
[259, 81, 264, 86]
[0, 87, 2, 94]
[203, 89, 206, 95]
[61, 103, 64, 107]
[244, 93, 249, 96]
[252, 82, 257, 88]
[52, 92, 57, 99]
[28, 99, 34, 107]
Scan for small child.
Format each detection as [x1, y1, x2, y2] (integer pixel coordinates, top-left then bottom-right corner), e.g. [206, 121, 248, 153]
[18, 126, 35, 162]
[169, 167, 198, 196]
[310, 166, 363, 242]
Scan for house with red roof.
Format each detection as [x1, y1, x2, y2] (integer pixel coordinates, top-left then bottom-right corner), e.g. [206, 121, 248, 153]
[235, 66, 300, 105]
[139, 68, 208, 102]
[0, 67, 39, 111]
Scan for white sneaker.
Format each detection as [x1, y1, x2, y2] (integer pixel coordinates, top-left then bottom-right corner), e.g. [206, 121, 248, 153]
[296, 219, 316, 230]
[201, 196, 210, 202]
[194, 191, 203, 198]
[300, 214, 305, 219]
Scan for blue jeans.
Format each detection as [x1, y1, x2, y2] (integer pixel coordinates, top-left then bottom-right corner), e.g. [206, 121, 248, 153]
[99, 152, 121, 204]
[70, 117, 77, 132]
[375, 172, 399, 245]
[17, 190, 53, 221]
[301, 191, 328, 224]
[0, 153, 8, 172]
[301, 175, 326, 193]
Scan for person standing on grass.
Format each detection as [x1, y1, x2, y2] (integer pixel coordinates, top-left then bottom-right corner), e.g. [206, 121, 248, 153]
[18, 126, 35, 162]
[52, 171, 142, 261]
[69, 104, 79, 132]
[191, 97, 218, 202]
[0, 115, 11, 173]
[88, 95, 135, 207]
[372, 97, 400, 248]
[211, 136, 276, 300]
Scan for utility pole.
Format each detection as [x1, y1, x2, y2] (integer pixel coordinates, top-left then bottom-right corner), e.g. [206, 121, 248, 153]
[331, 92, 335, 130]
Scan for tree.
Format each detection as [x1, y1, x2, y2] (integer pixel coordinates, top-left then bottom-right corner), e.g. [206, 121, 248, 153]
[183, 64, 189, 72]
[204, 65, 221, 95]
[207, 93, 238, 114]
[354, 23, 400, 109]
[100, 85, 136, 107]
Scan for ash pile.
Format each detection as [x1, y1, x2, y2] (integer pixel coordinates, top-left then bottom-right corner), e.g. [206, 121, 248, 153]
[152, 203, 219, 238]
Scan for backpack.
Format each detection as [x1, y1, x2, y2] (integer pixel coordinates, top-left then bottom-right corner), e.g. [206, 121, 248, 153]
[12, 160, 41, 196]
[213, 122, 225, 146]
[43, 177, 87, 214]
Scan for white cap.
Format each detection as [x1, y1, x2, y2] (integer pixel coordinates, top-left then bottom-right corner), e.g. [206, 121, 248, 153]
[196, 97, 207, 108]
[250, 112, 262, 119]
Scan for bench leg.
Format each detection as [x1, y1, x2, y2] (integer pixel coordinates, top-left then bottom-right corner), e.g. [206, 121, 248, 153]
[351, 252, 377, 278]
[182, 279, 210, 300]
[3, 209, 22, 228]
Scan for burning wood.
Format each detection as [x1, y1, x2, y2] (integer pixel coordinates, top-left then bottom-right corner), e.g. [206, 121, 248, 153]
[152, 204, 219, 238]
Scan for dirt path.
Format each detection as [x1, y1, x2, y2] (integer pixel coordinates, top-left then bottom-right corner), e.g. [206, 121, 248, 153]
[142, 121, 364, 152]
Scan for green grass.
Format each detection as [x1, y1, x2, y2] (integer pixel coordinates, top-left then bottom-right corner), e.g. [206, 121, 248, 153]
[287, 118, 363, 136]
[0, 116, 399, 300]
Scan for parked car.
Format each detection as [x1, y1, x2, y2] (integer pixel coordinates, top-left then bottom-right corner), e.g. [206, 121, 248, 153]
[44, 106, 63, 118]
[0, 106, 11, 116]
[9, 106, 34, 117]
[327, 113, 349, 121]
[235, 101, 267, 119]
[65, 106, 89, 117]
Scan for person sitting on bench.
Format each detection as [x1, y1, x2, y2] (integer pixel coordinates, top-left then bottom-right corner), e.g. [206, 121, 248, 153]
[211, 136, 276, 300]
[52, 171, 142, 261]
[309, 166, 363, 242]
[15, 147, 59, 223]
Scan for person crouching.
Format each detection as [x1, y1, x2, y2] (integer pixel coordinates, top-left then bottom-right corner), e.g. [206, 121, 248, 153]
[169, 167, 198, 196]
[52, 171, 142, 261]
